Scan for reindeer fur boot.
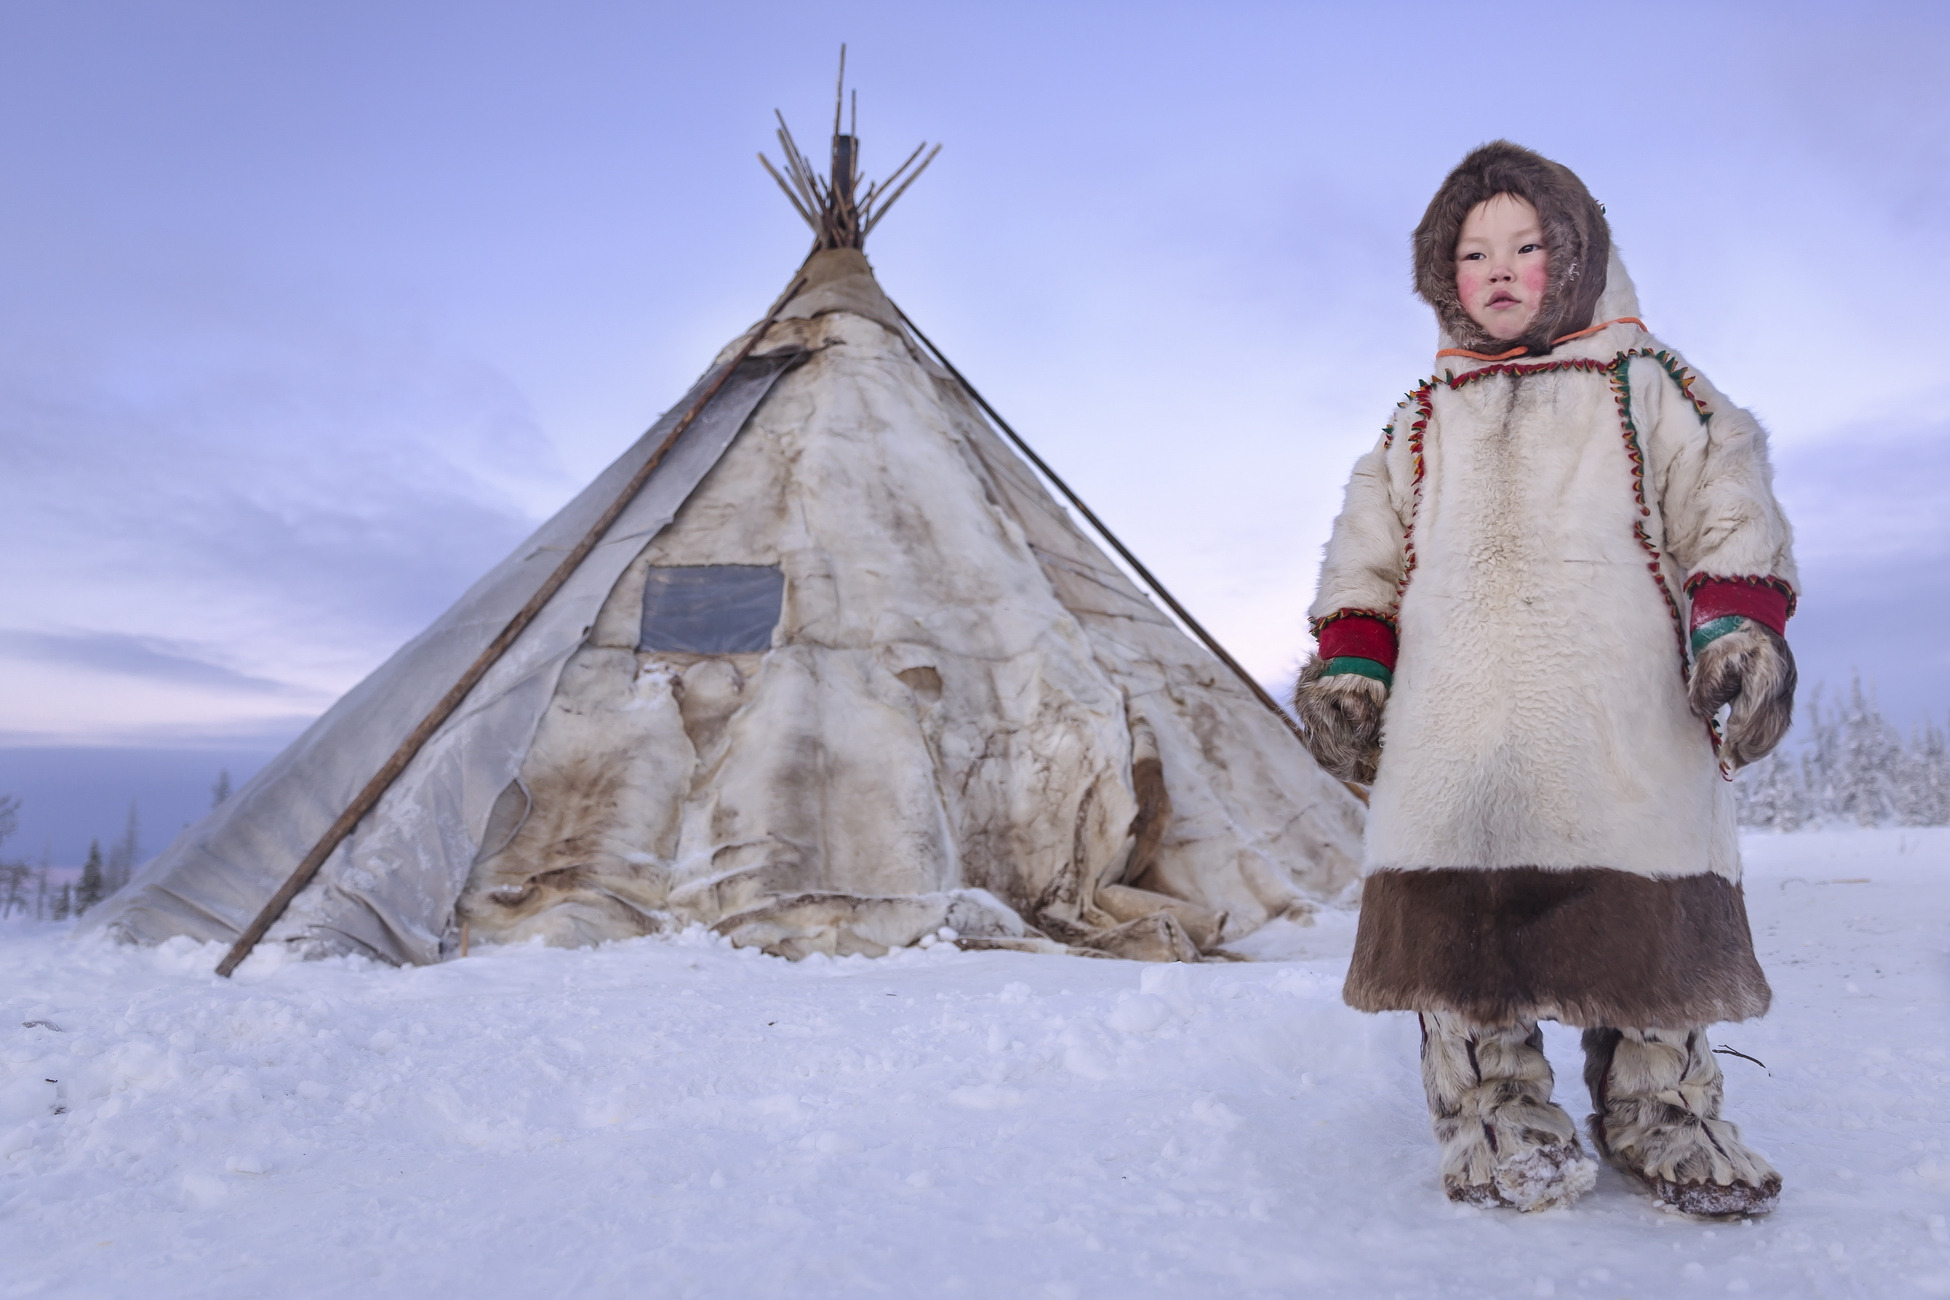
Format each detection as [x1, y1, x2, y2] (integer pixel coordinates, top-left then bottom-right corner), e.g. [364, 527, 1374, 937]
[1583, 1027, 1782, 1217]
[1419, 1012, 1597, 1210]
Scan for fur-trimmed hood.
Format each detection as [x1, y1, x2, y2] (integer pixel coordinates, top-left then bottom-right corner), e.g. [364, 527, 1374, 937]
[1414, 142, 1612, 356]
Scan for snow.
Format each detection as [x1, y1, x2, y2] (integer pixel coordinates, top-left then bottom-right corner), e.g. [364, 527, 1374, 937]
[4, 829, 1948, 1299]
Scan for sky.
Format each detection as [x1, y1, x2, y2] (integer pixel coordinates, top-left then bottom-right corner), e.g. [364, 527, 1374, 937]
[2, 0, 1947, 863]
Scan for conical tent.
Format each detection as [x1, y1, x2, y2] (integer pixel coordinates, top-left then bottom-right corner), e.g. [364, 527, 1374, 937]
[87, 105, 1363, 967]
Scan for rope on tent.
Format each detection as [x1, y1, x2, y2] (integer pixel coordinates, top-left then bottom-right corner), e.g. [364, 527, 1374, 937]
[889, 301, 1370, 807]
[213, 277, 811, 978]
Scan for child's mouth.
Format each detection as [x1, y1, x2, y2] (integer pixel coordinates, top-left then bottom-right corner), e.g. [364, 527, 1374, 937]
[1488, 293, 1519, 308]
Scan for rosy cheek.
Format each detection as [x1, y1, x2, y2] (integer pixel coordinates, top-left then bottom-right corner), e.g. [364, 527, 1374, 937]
[1456, 266, 1486, 301]
[1521, 261, 1549, 298]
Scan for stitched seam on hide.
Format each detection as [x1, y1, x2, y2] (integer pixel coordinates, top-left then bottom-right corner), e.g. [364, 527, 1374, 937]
[1609, 355, 1725, 755]
[1393, 358, 1714, 686]
[1396, 382, 1435, 600]
[1617, 347, 1711, 423]
[1603, 356, 1688, 665]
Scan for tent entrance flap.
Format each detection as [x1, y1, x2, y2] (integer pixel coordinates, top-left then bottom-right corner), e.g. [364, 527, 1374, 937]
[640, 565, 785, 653]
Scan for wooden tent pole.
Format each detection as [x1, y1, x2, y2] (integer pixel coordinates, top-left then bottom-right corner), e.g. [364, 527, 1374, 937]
[889, 301, 1367, 804]
[215, 279, 808, 978]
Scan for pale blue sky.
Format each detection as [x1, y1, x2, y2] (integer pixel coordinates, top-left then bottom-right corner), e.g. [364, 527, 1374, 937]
[2, 0, 1946, 860]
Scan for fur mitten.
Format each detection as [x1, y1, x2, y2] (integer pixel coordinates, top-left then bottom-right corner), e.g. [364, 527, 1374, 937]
[1420, 1012, 1597, 1211]
[1293, 654, 1386, 784]
[1689, 619, 1797, 770]
[1583, 1026, 1781, 1217]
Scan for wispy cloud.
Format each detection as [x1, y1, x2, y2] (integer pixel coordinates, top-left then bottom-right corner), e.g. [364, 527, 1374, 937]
[0, 631, 305, 696]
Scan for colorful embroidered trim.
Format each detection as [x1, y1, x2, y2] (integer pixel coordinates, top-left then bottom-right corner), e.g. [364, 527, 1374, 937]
[1605, 357, 1690, 664]
[1444, 357, 1613, 390]
[1398, 383, 1434, 594]
[1617, 348, 1711, 421]
[1322, 657, 1393, 687]
[1388, 348, 1738, 750]
[1690, 615, 1747, 656]
[1314, 612, 1399, 671]
[1685, 573, 1797, 629]
[1434, 317, 1648, 362]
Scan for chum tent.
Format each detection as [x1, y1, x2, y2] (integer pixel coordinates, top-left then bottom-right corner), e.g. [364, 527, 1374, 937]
[86, 85, 1363, 970]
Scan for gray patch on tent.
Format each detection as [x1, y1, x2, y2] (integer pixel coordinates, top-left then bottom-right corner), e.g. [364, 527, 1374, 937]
[639, 565, 785, 653]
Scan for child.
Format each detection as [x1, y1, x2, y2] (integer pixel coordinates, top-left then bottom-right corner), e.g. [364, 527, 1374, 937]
[1297, 142, 1796, 1216]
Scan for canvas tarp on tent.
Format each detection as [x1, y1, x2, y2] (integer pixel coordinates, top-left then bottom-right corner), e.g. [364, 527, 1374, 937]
[87, 353, 804, 964]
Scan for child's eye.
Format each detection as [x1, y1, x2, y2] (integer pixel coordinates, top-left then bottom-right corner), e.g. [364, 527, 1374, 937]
[1519, 243, 1543, 254]
[1460, 252, 1484, 260]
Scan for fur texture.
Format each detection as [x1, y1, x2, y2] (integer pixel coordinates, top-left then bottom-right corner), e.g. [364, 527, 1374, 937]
[1690, 620, 1797, 771]
[1307, 164, 1798, 1026]
[1419, 1011, 1596, 1210]
[1584, 1026, 1782, 1216]
[1413, 141, 1612, 355]
[1292, 653, 1386, 785]
[1346, 867, 1772, 1027]
[1311, 278, 1797, 886]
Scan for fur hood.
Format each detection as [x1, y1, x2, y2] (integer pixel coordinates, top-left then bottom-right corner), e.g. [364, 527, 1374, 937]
[1413, 141, 1612, 356]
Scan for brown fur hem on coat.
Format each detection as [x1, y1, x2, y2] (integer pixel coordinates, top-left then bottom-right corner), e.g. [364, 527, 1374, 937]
[1343, 866, 1771, 1029]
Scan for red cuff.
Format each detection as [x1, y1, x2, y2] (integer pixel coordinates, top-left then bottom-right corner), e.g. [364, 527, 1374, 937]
[1316, 613, 1399, 672]
[1686, 576, 1794, 637]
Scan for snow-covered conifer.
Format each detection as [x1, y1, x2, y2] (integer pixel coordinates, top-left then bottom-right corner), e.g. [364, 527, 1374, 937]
[76, 840, 105, 914]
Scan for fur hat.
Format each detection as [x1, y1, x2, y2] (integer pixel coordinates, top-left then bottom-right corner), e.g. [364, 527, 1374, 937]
[1413, 142, 1611, 356]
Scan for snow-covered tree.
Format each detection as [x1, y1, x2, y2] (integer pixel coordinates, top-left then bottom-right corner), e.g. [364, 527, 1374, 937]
[76, 840, 105, 914]
[1735, 676, 1950, 830]
[1894, 721, 1950, 826]
[1733, 751, 1807, 831]
[0, 796, 26, 918]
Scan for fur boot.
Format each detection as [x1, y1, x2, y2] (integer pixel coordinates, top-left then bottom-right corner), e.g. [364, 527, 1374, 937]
[1292, 654, 1385, 785]
[1689, 620, 1796, 771]
[1419, 1012, 1597, 1210]
[1583, 1026, 1782, 1216]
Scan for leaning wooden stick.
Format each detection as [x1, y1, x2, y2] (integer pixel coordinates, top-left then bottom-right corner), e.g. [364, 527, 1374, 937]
[890, 300, 1368, 806]
[215, 278, 808, 978]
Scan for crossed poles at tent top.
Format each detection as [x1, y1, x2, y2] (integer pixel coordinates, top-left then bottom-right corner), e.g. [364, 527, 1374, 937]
[757, 45, 941, 253]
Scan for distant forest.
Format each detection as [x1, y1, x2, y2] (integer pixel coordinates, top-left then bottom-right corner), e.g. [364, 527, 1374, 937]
[0, 798, 146, 921]
[1735, 678, 1950, 830]
[0, 770, 231, 921]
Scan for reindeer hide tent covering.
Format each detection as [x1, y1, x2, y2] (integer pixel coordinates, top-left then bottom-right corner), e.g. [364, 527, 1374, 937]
[88, 249, 1363, 964]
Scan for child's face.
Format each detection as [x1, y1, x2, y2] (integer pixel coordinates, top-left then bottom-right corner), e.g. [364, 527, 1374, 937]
[1454, 194, 1549, 341]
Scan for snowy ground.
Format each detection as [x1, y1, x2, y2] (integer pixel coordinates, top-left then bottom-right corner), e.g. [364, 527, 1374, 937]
[3, 829, 1947, 1300]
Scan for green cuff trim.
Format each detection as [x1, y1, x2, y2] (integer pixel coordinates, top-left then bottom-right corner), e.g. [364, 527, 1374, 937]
[1690, 615, 1747, 656]
[1323, 656, 1393, 688]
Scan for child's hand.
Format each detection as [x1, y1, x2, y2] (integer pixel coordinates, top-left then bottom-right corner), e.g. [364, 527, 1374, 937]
[1292, 654, 1387, 784]
[1688, 619, 1797, 770]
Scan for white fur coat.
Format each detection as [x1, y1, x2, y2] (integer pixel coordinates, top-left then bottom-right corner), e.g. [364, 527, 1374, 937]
[1310, 257, 1796, 884]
